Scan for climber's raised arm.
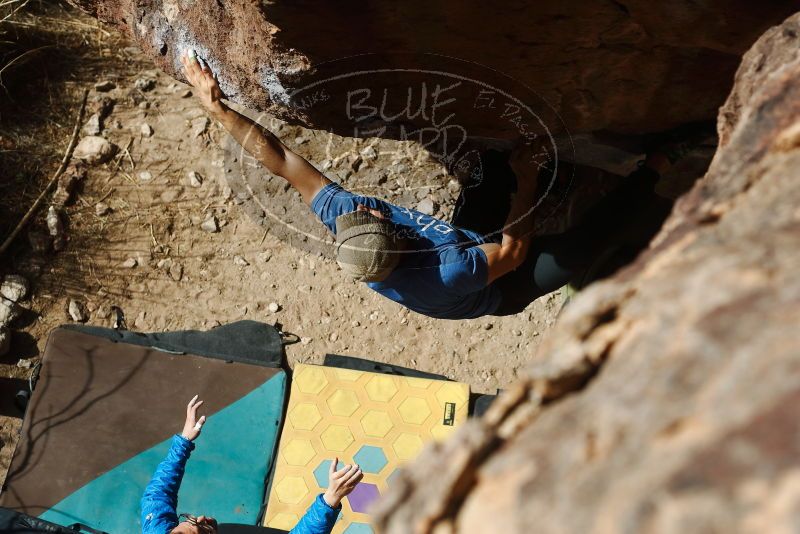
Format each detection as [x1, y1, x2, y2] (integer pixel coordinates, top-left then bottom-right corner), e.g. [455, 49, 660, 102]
[181, 52, 330, 205]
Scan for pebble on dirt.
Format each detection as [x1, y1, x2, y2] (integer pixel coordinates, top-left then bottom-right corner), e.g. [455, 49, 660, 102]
[138, 170, 153, 182]
[169, 262, 184, 281]
[416, 198, 437, 215]
[140, 123, 154, 137]
[73, 135, 115, 165]
[268, 302, 280, 313]
[233, 255, 249, 266]
[134, 77, 156, 92]
[1, 275, 29, 302]
[17, 357, 36, 369]
[46, 206, 66, 251]
[95, 202, 111, 216]
[360, 145, 378, 160]
[201, 215, 219, 233]
[68, 299, 88, 322]
[82, 113, 102, 136]
[94, 80, 116, 92]
[121, 258, 137, 268]
[188, 171, 203, 187]
[191, 117, 210, 137]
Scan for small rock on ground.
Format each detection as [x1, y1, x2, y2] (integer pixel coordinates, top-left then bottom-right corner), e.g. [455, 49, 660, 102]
[73, 136, 115, 165]
[134, 77, 156, 91]
[1, 275, 29, 302]
[140, 123, 154, 137]
[68, 299, 88, 322]
[121, 258, 137, 268]
[188, 171, 203, 187]
[268, 302, 280, 313]
[138, 170, 153, 182]
[17, 357, 35, 369]
[233, 255, 249, 266]
[94, 80, 116, 92]
[416, 198, 437, 215]
[201, 216, 219, 233]
[191, 117, 210, 137]
[169, 262, 184, 281]
[82, 113, 102, 136]
[95, 202, 111, 216]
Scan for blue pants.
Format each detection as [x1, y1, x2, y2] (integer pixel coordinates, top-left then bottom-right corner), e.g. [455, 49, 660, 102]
[451, 150, 672, 316]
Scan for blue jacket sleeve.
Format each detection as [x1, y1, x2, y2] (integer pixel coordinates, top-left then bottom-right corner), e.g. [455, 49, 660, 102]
[288, 494, 340, 534]
[141, 434, 195, 534]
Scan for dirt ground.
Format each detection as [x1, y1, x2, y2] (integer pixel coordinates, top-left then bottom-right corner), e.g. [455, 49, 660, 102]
[0, 3, 568, 486]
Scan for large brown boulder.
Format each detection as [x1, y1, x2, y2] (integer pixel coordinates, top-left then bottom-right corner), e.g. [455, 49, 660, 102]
[70, 0, 796, 142]
[373, 12, 800, 534]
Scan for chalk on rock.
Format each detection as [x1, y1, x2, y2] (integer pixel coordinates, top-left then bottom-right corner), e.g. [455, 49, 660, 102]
[68, 299, 88, 322]
[74, 136, 115, 165]
[201, 215, 219, 233]
[140, 123, 154, 137]
[1, 275, 29, 302]
[188, 171, 203, 187]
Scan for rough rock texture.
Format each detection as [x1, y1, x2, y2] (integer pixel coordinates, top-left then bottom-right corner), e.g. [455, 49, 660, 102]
[68, 0, 797, 143]
[374, 12, 800, 534]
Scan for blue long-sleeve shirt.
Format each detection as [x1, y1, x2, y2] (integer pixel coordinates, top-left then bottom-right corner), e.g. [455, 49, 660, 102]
[141, 434, 340, 534]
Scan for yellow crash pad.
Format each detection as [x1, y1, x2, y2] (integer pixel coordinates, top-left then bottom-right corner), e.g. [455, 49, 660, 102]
[264, 364, 469, 533]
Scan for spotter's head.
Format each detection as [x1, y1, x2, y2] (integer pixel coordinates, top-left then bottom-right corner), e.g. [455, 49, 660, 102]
[171, 514, 217, 534]
[335, 205, 403, 282]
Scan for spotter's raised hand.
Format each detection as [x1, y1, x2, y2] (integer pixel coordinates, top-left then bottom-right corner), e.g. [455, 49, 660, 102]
[180, 394, 207, 442]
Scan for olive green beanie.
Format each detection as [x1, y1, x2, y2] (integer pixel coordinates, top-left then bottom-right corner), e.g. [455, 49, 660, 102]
[335, 210, 401, 282]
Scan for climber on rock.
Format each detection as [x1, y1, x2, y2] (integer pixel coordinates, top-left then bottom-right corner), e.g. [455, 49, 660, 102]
[181, 51, 675, 320]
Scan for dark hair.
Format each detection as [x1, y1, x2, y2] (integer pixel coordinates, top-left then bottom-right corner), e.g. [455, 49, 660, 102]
[172, 514, 217, 534]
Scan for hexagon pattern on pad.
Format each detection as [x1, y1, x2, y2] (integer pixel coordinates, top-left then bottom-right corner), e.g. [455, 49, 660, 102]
[264, 364, 469, 533]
